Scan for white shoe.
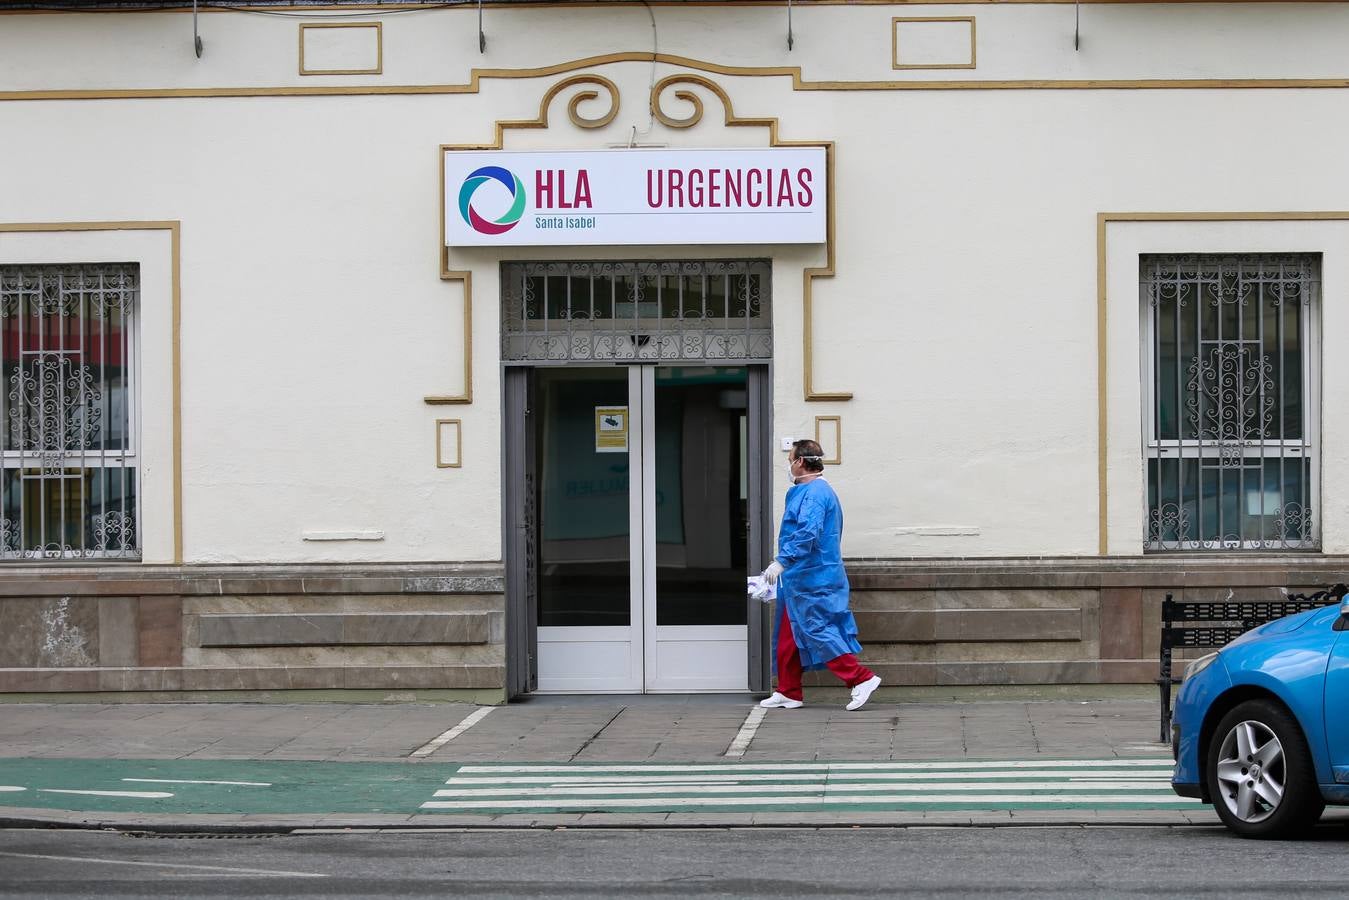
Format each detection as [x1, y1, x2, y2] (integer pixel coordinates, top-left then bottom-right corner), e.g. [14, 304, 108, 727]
[759, 692, 804, 709]
[845, 675, 882, 711]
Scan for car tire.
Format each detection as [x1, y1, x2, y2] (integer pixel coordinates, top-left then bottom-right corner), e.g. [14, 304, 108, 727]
[1204, 698, 1324, 839]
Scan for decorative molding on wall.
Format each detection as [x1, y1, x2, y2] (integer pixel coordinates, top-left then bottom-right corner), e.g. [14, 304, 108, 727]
[436, 418, 463, 468]
[298, 22, 383, 76]
[892, 17, 976, 71]
[423, 272, 472, 405]
[814, 415, 841, 464]
[12, 51, 1349, 103]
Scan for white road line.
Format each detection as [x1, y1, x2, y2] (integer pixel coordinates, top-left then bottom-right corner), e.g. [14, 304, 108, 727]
[432, 780, 1175, 797]
[563, 777, 744, 782]
[122, 779, 272, 787]
[157, 874, 308, 879]
[410, 706, 495, 758]
[38, 789, 173, 799]
[724, 707, 767, 758]
[0, 851, 326, 878]
[444, 771, 1166, 786]
[421, 793, 1200, 810]
[0, 786, 25, 792]
[454, 760, 1173, 774]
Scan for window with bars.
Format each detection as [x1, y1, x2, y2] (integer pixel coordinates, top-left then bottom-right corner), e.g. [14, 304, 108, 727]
[1143, 254, 1318, 551]
[501, 260, 771, 364]
[0, 264, 139, 560]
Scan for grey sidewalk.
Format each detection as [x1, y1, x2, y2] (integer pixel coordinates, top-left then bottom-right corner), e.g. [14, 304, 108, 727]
[0, 690, 1226, 830]
[0, 691, 1170, 763]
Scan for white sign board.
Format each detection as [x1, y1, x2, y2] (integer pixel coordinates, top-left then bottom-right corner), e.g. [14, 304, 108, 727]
[444, 147, 827, 247]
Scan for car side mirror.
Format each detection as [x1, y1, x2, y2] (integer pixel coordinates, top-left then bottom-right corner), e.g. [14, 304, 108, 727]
[1337, 598, 1349, 632]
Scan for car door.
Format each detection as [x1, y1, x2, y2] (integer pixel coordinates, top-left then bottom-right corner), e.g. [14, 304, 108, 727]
[1324, 617, 1349, 784]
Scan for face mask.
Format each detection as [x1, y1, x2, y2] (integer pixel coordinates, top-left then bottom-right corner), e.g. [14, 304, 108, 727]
[785, 461, 798, 484]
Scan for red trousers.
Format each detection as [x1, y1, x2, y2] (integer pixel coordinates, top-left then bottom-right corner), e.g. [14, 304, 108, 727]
[774, 602, 874, 701]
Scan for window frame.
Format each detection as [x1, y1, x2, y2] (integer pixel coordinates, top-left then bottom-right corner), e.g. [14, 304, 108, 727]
[0, 263, 142, 561]
[501, 260, 773, 366]
[1141, 253, 1321, 552]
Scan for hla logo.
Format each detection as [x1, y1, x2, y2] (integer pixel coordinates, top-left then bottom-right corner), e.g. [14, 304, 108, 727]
[459, 166, 593, 235]
[458, 166, 526, 235]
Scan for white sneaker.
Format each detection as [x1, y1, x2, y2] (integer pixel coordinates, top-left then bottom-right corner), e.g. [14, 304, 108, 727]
[759, 692, 804, 709]
[845, 675, 882, 711]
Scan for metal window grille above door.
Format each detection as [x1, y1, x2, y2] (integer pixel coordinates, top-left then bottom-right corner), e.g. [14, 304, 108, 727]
[0, 264, 139, 560]
[501, 261, 771, 364]
[1143, 254, 1319, 551]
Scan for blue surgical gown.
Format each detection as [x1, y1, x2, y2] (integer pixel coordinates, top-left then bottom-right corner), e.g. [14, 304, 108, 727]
[772, 478, 862, 672]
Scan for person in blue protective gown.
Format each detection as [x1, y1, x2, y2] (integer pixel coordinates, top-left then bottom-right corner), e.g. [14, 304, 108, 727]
[759, 439, 882, 711]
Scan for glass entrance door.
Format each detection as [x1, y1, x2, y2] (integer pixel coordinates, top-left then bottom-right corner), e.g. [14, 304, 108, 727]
[534, 365, 752, 692]
[647, 366, 750, 691]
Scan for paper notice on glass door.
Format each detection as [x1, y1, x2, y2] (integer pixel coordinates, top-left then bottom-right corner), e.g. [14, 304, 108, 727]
[595, 406, 628, 453]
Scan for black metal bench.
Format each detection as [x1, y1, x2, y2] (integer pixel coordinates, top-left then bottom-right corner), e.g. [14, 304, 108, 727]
[1156, 583, 1348, 742]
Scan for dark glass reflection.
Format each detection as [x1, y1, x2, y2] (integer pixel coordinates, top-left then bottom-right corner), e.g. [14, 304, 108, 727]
[536, 368, 631, 627]
[1147, 456, 1311, 545]
[654, 366, 749, 626]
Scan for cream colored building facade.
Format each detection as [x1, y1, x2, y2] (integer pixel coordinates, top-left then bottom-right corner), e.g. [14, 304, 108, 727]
[3, 0, 1349, 700]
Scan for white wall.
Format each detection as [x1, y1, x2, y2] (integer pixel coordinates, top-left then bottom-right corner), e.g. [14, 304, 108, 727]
[1, 95, 502, 563]
[6, 4, 1349, 90]
[5, 4, 1349, 562]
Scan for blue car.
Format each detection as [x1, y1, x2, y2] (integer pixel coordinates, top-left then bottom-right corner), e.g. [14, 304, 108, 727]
[1171, 594, 1349, 837]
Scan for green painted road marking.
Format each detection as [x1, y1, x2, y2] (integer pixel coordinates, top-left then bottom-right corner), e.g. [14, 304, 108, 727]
[0, 758, 451, 815]
[0, 757, 1197, 817]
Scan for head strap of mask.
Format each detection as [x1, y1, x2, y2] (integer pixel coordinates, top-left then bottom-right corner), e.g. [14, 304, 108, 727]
[796, 455, 824, 462]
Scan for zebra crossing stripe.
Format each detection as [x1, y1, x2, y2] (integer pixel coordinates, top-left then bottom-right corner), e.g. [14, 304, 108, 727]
[451, 760, 1173, 774]
[433, 780, 1181, 797]
[421, 759, 1190, 812]
[421, 794, 1197, 810]
[442, 771, 1167, 785]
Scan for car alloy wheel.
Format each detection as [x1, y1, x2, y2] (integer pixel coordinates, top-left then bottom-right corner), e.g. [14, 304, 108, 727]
[1214, 719, 1284, 824]
[1204, 698, 1324, 838]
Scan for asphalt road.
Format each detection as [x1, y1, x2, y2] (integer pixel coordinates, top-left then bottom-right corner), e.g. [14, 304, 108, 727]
[3, 824, 1349, 899]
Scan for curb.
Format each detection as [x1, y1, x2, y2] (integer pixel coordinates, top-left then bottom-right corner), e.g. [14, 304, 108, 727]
[0, 809, 1218, 834]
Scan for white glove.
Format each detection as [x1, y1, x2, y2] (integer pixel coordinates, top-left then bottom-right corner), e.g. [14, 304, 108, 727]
[748, 578, 775, 603]
[763, 560, 784, 585]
